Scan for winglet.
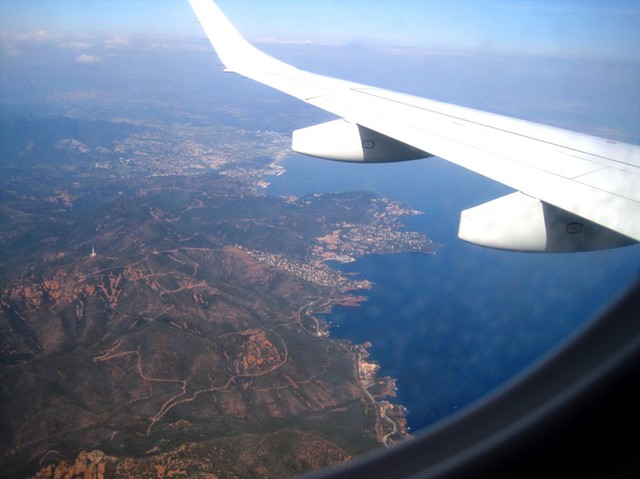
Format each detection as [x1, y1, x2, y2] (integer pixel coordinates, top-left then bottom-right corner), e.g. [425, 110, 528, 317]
[188, 0, 294, 77]
[188, 0, 358, 101]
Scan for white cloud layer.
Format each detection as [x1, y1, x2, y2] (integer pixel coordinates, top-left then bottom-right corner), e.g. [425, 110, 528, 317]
[60, 41, 93, 50]
[104, 37, 130, 48]
[16, 29, 54, 42]
[75, 54, 102, 63]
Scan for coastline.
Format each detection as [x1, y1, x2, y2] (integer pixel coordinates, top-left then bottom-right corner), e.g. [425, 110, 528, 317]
[354, 341, 409, 446]
[302, 292, 411, 446]
[265, 158, 435, 447]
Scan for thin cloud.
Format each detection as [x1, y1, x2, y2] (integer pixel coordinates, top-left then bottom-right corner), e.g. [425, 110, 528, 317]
[377, 46, 473, 59]
[16, 29, 54, 42]
[76, 54, 102, 63]
[1, 30, 57, 56]
[61, 41, 93, 50]
[145, 40, 211, 52]
[104, 37, 130, 48]
[257, 38, 314, 46]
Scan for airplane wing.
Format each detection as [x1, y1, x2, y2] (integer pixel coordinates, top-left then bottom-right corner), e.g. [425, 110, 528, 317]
[188, 0, 640, 252]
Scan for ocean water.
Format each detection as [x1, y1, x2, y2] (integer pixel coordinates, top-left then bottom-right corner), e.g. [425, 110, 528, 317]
[269, 153, 640, 431]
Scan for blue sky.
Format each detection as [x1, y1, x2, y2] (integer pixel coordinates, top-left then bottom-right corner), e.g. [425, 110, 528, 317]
[1, 0, 640, 61]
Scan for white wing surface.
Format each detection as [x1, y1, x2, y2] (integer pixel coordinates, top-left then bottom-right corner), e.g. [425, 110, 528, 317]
[188, 0, 640, 252]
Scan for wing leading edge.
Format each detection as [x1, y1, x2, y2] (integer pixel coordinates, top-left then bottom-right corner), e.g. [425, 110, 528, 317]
[188, 0, 640, 252]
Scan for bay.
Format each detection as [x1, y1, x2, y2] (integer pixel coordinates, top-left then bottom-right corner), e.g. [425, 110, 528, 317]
[269, 153, 640, 431]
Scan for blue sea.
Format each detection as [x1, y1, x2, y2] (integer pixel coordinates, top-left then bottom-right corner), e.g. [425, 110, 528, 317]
[269, 153, 640, 432]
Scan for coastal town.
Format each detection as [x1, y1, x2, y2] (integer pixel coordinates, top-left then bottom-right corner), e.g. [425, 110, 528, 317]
[315, 197, 432, 261]
[239, 195, 434, 289]
[240, 247, 373, 290]
[88, 124, 291, 194]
